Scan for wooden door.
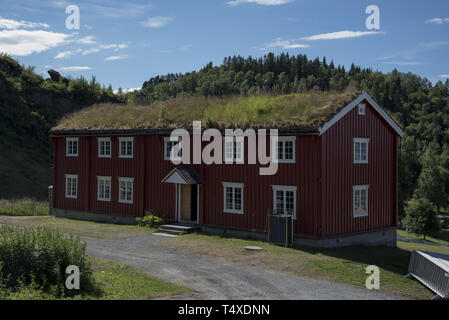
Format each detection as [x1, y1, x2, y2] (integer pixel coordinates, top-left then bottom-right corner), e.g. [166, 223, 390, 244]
[180, 184, 191, 221]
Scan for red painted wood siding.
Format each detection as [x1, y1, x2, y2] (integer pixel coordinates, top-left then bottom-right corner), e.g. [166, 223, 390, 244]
[53, 134, 320, 237]
[319, 99, 398, 238]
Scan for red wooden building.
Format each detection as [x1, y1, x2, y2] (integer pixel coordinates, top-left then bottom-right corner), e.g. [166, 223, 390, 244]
[50, 91, 404, 247]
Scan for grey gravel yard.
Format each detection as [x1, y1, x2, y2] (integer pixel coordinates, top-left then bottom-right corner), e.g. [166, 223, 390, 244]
[82, 234, 407, 300]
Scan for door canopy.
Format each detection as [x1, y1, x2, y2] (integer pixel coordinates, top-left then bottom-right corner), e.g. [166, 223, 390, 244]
[161, 167, 203, 185]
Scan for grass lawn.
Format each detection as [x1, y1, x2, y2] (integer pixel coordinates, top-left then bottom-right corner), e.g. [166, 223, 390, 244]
[397, 229, 449, 246]
[5, 256, 188, 300]
[159, 233, 449, 300]
[0, 199, 48, 216]
[0, 216, 156, 239]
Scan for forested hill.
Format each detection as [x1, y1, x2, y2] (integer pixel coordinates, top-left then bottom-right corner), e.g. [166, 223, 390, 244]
[129, 53, 449, 213]
[0, 54, 121, 198]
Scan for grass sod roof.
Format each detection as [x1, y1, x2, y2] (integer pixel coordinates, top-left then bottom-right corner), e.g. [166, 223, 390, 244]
[51, 89, 361, 134]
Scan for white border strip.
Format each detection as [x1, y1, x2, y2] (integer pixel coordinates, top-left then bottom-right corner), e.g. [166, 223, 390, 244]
[318, 91, 405, 137]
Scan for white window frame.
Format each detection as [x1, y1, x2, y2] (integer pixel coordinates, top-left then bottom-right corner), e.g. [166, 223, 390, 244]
[222, 182, 244, 214]
[223, 136, 244, 164]
[98, 137, 112, 158]
[97, 176, 112, 202]
[353, 185, 369, 218]
[353, 138, 369, 164]
[119, 137, 134, 158]
[118, 177, 134, 204]
[272, 136, 296, 163]
[272, 185, 297, 220]
[66, 138, 79, 157]
[65, 174, 78, 199]
[358, 103, 366, 115]
[164, 137, 182, 161]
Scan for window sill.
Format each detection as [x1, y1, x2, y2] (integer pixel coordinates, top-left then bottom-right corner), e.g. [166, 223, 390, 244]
[119, 155, 134, 159]
[65, 195, 77, 199]
[97, 198, 111, 202]
[353, 213, 368, 218]
[66, 155, 78, 157]
[224, 210, 244, 215]
[353, 161, 368, 164]
[99, 155, 112, 159]
[118, 200, 133, 204]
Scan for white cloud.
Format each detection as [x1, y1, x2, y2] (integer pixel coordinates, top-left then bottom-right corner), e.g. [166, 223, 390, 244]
[440, 75, 449, 78]
[381, 61, 423, 66]
[261, 38, 309, 51]
[113, 87, 140, 94]
[75, 35, 96, 45]
[301, 30, 385, 41]
[54, 49, 81, 59]
[425, 18, 449, 25]
[82, 42, 129, 55]
[55, 66, 92, 72]
[142, 16, 173, 28]
[105, 54, 128, 61]
[227, 0, 294, 6]
[0, 29, 69, 56]
[0, 18, 50, 30]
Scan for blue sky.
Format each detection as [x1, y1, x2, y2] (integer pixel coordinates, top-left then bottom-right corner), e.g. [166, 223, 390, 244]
[1, 0, 448, 91]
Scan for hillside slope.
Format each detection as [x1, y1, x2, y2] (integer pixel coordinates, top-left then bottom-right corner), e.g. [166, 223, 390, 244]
[0, 55, 120, 198]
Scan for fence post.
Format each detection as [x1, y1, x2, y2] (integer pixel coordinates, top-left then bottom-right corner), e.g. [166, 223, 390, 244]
[48, 185, 53, 216]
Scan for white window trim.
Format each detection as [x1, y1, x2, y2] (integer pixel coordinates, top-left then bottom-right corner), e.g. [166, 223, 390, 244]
[65, 174, 78, 199]
[66, 138, 79, 157]
[223, 136, 244, 164]
[272, 185, 297, 220]
[164, 137, 182, 161]
[222, 182, 244, 214]
[272, 136, 296, 164]
[358, 103, 366, 115]
[119, 137, 134, 158]
[98, 137, 112, 158]
[118, 177, 134, 204]
[353, 138, 370, 164]
[353, 185, 369, 218]
[97, 176, 112, 202]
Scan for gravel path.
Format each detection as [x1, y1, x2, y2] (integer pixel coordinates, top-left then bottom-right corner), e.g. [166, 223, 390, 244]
[82, 234, 408, 300]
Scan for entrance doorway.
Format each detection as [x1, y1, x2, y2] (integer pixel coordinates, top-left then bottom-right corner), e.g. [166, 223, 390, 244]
[178, 184, 198, 223]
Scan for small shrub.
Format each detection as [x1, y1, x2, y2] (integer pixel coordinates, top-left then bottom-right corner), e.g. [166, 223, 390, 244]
[136, 211, 165, 228]
[0, 226, 93, 297]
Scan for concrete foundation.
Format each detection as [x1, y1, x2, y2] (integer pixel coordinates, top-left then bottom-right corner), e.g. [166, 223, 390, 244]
[52, 208, 138, 225]
[293, 228, 397, 248]
[201, 225, 397, 248]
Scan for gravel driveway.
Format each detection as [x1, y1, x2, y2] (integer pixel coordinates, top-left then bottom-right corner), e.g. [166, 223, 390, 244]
[82, 234, 407, 300]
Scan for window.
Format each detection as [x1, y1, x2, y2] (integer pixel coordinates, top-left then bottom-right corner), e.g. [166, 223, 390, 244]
[65, 174, 78, 199]
[273, 136, 295, 163]
[98, 138, 111, 158]
[66, 138, 79, 157]
[353, 185, 369, 217]
[97, 176, 111, 201]
[164, 137, 182, 161]
[222, 182, 244, 214]
[354, 138, 369, 164]
[118, 177, 134, 204]
[358, 103, 366, 115]
[224, 136, 244, 163]
[119, 137, 133, 158]
[272, 185, 297, 219]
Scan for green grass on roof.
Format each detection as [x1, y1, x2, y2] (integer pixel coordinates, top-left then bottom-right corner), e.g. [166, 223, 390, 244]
[51, 89, 360, 132]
